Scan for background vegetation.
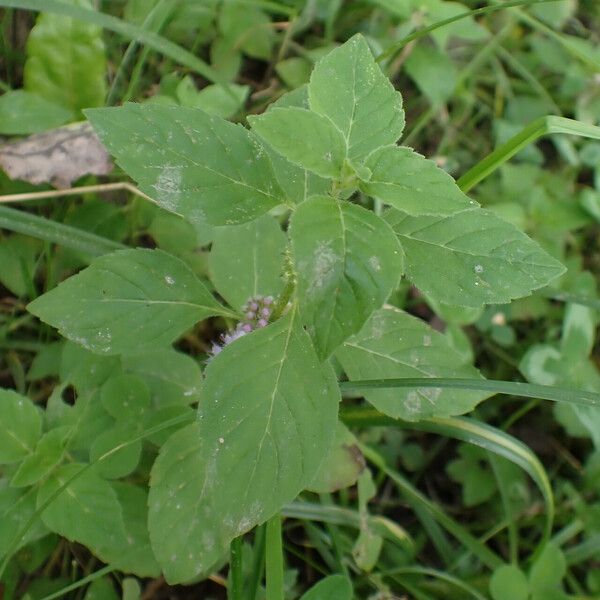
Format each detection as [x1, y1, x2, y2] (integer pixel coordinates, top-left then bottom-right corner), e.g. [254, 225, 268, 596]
[1, 0, 600, 598]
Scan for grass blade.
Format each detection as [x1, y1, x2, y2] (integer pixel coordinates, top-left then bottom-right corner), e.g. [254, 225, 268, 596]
[340, 376, 600, 409]
[384, 566, 488, 600]
[457, 116, 600, 192]
[0, 205, 125, 255]
[282, 502, 414, 553]
[377, 0, 563, 63]
[360, 443, 504, 569]
[343, 408, 554, 557]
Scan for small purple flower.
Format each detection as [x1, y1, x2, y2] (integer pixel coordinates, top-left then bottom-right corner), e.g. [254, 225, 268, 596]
[208, 294, 277, 359]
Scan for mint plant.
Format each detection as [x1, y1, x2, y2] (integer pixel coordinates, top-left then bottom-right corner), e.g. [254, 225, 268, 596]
[14, 33, 566, 586]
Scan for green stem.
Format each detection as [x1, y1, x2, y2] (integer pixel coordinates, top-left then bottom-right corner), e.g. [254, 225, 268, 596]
[265, 514, 284, 600]
[246, 524, 266, 600]
[271, 278, 295, 321]
[229, 537, 244, 600]
[457, 116, 600, 192]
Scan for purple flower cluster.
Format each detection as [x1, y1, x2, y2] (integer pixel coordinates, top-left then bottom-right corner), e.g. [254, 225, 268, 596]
[210, 295, 274, 357]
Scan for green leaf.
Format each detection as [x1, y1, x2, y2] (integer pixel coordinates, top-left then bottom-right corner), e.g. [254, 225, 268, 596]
[260, 87, 330, 205]
[10, 428, 67, 488]
[28, 248, 232, 355]
[290, 196, 402, 359]
[308, 422, 365, 493]
[300, 575, 353, 600]
[360, 145, 474, 216]
[529, 542, 566, 594]
[86, 103, 284, 226]
[0, 485, 48, 558]
[249, 107, 347, 178]
[0, 90, 73, 134]
[106, 483, 160, 577]
[218, 0, 274, 60]
[100, 374, 150, 420]
[385, 208, 565, 307]
[89, 424, 142, 479]
[0, 389, 41, 464]
[404, 43, 457, 107]
[176, 77, 249, 119]
[83, 578, 118, 600]
[209, 214, 287, 311]
[336, 308, 486, 420]
[122, 349, 202, 407]
[490, 564, 529, 600]
[24, 0, 106, 114]
[308, 34, 405, 161]
[447, 445, 497, 507]
[37, 464, 128, 556]
[148, 310, 340, 583]
[561, 302, 596, 360]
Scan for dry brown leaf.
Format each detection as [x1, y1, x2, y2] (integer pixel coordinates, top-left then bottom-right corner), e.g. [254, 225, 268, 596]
[0, 122, 113, 189]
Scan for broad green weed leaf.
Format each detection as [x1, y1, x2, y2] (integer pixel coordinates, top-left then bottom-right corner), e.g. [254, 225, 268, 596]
[106, 483, 160, 577]
[89, 424, 142, 479]
[249, 107, 347, 178]
[336, 307, 487, 420]
[290, 196, 402, 359]
[60, 343, 120, 392]
[175, 76, 249, 119]
[122, 349, 202, 407]
[218, 0, 274, 60]
[28, 248, 232, 355]
[209, 214, 287, 311]
[361, 145, 474, 216]
[86, 104, 284, 226]
[529, 542, 566, 595]
[148, 311, 339, 583]
[0, 484, 48, 558]
[100, 375, 150, 420]
[308, 34, 405, 161]
[0, 91, 73, 135]
[308, 422, 365, 493]
[561, 303, 596, 360]
[386, 208, 565, 307]
[490, 564, 529, 600]
[83, 578, 118, 600]
[404, 44, 457, 107]
[260, 87, 330, 204]
[37, 464, 128, 556]
[10, 428, 67, 488]
[0, 389, 41, 464]
[24, 0, 106, 114]
[300, 575, 353, 600]
[447, 445, 496, 506]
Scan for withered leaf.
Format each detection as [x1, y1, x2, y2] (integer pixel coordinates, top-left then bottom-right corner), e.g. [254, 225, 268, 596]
[0, 122, 112, 189]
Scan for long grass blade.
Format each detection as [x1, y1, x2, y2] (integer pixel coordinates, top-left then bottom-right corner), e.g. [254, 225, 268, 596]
[360, 443, 504, 569]
[343, 408, 554, 555]
[340, 376, 600, 408]
[282, 502, 414, 553]
[0, 205, 125, 255]
[457, 116, 600, 192]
